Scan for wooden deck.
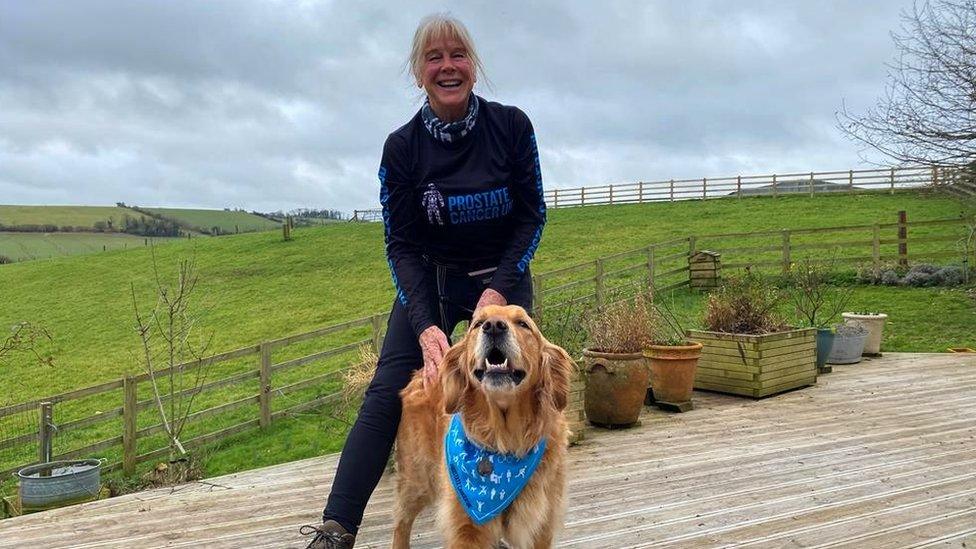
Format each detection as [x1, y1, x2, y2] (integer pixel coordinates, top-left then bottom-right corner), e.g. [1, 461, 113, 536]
[2, 352, 976, 548]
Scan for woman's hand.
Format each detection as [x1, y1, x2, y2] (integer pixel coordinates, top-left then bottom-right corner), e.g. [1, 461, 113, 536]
[419, 325, 450, 390]
[474, 288, 507, 314]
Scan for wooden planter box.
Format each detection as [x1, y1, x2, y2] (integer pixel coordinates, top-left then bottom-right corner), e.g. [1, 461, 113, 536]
[686, 328, 817, 398]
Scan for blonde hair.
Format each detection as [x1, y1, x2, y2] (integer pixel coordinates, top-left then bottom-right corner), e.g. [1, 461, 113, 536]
[408, 14, 487, 88]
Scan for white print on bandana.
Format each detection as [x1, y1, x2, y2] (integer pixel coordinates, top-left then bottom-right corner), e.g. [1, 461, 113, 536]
[422, 183, 446, 226]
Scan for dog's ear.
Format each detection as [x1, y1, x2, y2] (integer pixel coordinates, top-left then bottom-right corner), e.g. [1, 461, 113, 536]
[440, 340, 469, 415]
[539, 341, 574, 412]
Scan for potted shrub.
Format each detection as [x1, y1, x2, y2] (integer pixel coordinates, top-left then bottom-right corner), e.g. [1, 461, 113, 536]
[581, 292, 654, 428]
[827, 320, 870, 364]
[687, 271, 817, 398]
[786, 259, 853, 374]
[643, 296, 702, 412]
[841, 312, 887, 356]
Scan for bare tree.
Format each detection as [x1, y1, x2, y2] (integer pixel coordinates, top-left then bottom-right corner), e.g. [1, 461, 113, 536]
[838, 0, 976, 167]
[131, 248, 214, 464]
[0, 322, 52, 369]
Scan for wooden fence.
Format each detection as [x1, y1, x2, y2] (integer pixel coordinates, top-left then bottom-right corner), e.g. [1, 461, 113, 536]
[350, 209, 383, 222]
[0, 313, 389, 479]
[348, 166, 955, 218]
[543, 166, 951, 208]
[532, 213, 972, 316]
[1, 213, 971, 479]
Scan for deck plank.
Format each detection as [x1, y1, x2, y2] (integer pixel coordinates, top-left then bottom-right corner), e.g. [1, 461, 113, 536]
[1, 353, 975, 548]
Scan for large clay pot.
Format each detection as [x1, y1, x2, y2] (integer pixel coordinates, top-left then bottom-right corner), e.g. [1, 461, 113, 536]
[841, 313, 887, 356]
[582, 349, 649, 427]
[644, 342, 703, 404]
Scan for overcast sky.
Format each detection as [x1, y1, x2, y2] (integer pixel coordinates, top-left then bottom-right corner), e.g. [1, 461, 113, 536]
[0, 1, 914, 213]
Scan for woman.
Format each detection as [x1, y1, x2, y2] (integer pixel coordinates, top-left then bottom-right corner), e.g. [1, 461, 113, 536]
[303, 14, 546, 549]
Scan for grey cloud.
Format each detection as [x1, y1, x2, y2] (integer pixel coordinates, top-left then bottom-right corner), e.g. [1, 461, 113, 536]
[0, 0, 913, 212]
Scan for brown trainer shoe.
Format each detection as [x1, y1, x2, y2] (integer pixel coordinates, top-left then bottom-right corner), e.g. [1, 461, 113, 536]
[300, 520, 356, 549]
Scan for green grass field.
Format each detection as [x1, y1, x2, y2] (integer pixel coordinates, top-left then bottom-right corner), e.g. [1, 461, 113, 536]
[0, 192, 970, 399]
[0, 191, 973, 496]
[0, 232, 180, 262]
[0, 205, 130, 229]
[144, 208, 280, 234]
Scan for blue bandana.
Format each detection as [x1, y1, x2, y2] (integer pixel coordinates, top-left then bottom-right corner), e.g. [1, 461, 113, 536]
[421, 94, 479, 143]
[444, 413, 546, 525]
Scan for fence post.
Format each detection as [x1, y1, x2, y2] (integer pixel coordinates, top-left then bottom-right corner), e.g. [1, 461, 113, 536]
[702, 177, 707, 200]
[737, 175, 742, 198]
[580, 187, 585, 206]
[809, 171, 815, 197]
[123, 376, 138, 476]
[898, 211, 908, 267]
[781, 230, 791, 274]
[609, 184, 614, 205]
[849, 169, 854, 195]
[670, 179, 674, 202]
[872, 224, 881, 279]
[532, 274, 544, 321]
[259, 342, 272, 429]
[553, 188, 559, 208]
[594, 260, 605, 308]
[772, 174, 778, 198]
[638, 181, 644, 203]
[932, 165, 939, 186]
[646, 246, 655, 289]
[371, 315, 384, 354]
[38, 402, 53, 470]
[688, 236, 697, 257]
[890, 167, 895, 194]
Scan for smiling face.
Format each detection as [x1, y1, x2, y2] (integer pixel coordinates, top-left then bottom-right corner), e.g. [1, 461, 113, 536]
[441, 305, 554, 413]
[470, 307, 538, 393]
[419, 36, 475, 122]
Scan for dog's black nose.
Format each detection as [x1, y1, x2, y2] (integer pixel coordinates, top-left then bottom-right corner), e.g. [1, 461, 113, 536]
[482, 318, 508, 335]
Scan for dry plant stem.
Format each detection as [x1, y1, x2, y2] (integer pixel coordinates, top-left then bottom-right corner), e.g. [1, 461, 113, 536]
[131, 245, 214, 459]
[583, 288, 656, 353]
[788, 259, 853, 329]
[652, 292, 687, 345]
[0, 322, 52, 368]
[131, 282, 179, 455]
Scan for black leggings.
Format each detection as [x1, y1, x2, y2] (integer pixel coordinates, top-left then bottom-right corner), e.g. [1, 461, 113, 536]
[322, 267, 533, 534]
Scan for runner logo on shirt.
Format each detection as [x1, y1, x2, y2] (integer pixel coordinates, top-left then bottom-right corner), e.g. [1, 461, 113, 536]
[422, 183, 446, 225]
[445, 186, 513, 225]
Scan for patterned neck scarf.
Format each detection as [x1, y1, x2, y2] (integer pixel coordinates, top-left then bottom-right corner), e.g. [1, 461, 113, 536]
[421, 94, 479, 143]
[444, 413, 546, 525]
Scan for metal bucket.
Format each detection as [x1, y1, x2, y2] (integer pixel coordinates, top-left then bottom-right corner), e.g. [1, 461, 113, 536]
[827, 332, 868, 364]
[16, 459, 102, 509]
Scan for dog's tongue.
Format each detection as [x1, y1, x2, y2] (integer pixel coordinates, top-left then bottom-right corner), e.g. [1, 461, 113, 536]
[485, 358, 509, 373]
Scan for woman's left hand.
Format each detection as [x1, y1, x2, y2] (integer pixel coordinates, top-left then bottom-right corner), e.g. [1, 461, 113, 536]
[474, 288, 506, 314]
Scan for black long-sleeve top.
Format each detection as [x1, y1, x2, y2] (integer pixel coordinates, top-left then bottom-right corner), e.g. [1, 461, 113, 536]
[379, 96, 546, 337]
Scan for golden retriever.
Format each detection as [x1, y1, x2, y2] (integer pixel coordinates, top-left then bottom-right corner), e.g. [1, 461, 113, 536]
[392, 304, 574, 548]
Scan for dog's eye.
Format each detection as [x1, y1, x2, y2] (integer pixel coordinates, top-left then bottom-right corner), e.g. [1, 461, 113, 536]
[517, 320, 530, 329]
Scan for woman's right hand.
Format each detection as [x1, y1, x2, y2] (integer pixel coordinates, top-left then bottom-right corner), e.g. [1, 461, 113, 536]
[419, 325, 450, 390]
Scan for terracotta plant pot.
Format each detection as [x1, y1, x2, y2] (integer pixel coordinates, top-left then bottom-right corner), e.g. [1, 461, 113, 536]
[582, 349, 649, 428]
[841, 313, 887, 356]
[644, 342, 703, 404]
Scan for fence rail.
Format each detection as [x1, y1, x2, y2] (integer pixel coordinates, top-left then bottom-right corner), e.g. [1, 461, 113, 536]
[543, 166, 955, 208]
[2, 211, 972, 480]
[348, 166, 958, 217]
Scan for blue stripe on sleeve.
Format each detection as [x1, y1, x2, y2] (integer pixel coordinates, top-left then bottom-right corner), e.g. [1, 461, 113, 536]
[379, 165, 408, 305]
[516, 134, 546, 273]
